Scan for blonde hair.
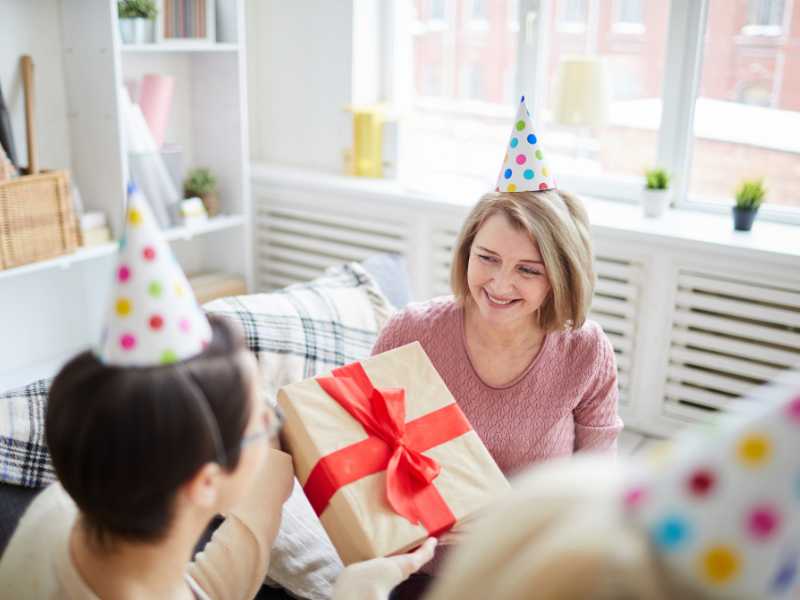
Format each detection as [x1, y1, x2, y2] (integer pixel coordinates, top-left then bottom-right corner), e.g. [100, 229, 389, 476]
[426, 456, 708, 600]
[450, 189, 595, 332]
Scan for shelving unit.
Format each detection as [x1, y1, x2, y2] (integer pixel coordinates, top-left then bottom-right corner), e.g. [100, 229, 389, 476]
[121, 42, 239, 53]
[0, 0, 252, 391]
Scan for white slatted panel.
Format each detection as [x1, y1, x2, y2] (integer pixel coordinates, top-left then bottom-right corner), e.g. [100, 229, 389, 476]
[254, 199, 408, 291]
[664, 270, 800, 424]
[431, 227, 461, 297]
[589, 256, 643, 407]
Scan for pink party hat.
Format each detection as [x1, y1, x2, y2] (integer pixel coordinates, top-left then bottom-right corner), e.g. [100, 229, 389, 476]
[623, 371, 800, 598]
[495, 96, 556, 193]
[98, 183, 212, 366]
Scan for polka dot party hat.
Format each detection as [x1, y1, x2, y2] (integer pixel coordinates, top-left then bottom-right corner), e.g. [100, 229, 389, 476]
[623, 370, 800, 598]
[98, 182, 212, 367]
[495, 96, 556, 193]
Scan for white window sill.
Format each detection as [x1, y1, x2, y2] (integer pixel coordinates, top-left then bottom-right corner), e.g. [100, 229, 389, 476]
[251, 163, 799, 265]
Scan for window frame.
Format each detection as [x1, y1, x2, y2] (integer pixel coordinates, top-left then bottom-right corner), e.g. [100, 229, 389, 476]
[386, 0, 800, 226]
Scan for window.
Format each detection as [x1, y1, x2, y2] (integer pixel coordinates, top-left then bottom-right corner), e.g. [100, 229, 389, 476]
[687, 0, 799, 212]
[562, 0, 587, 24]
[748, 0, 785, 26]
[617, 0, 644, 24]
[742, 0, 786, 36]
[541, 0, 669, 185]
[614, 0, 645, 34]
[469, 0, 489, 20]
[404, 0, 520, 192]
[430, 0, 447, 20]
[393, 0, 800, 223]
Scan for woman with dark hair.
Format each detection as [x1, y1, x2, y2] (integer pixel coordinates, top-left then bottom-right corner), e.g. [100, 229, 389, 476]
[0, 186, 435, 599]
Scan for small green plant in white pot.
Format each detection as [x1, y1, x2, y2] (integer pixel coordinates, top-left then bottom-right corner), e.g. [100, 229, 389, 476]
[184, 168, 219, 217]
[733, 178, 765, 232]
[642, 167, 671, 218]
[118, 0, 157, 44]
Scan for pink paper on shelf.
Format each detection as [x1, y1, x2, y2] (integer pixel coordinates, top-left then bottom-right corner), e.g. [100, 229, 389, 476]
[138, 74, 175, 149]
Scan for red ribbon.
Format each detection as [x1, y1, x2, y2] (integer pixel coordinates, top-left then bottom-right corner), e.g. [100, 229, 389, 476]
[303, 361, 472, 536]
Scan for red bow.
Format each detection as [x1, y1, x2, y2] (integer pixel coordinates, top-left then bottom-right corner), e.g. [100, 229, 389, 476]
[305, 361, 471, 534]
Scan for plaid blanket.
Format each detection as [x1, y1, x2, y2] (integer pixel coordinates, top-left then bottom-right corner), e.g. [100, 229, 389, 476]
[0, 263, 393, 490]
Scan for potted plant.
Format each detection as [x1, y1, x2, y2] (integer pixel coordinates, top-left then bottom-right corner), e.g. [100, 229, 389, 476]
[642, 167, 671, 218]
[184, 167, 219, 217]
[118, 0, 158, 45]
[733, 178, 766, 232]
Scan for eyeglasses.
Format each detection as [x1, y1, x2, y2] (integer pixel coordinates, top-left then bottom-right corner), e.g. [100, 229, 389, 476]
[240, 403, 285, 449]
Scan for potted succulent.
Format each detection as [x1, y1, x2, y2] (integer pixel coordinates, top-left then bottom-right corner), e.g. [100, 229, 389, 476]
[642, 167, 671, 218]
[733, 178, 766, 232]
[118, 0, 158, 45]
[184, 167, 219, 217]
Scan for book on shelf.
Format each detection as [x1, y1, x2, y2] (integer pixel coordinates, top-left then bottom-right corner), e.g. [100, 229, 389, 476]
[161, 0, 215, 42]
[189, 271, 246, 304]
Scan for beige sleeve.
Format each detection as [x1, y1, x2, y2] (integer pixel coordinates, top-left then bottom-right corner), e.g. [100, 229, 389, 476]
[187, 450, 293, 600]
[187, 514, 279, 600]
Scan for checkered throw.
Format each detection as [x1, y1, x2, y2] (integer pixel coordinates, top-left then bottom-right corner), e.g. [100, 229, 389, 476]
[0, 263, 393, 491]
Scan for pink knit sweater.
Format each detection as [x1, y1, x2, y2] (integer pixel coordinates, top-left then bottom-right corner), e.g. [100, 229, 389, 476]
[372, 297, 623, 476]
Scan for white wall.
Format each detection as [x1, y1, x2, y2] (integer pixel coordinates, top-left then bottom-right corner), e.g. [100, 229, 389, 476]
[245, 0, 354, 172]
[0, 0, 72, 172]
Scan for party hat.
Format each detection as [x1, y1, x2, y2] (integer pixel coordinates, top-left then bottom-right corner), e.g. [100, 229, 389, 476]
[623, 371, 800, 598]
[98, 183, 212, 366]
[495, 96, 556, 193]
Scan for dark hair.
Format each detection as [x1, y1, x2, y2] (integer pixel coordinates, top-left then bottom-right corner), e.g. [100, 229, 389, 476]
[46, 314, 252, 547]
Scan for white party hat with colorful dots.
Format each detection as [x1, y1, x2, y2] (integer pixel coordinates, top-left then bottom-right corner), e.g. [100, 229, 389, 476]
[623, 371, 800, 598]
[495, 96, 556, 193]
[98, 182, 212, 366]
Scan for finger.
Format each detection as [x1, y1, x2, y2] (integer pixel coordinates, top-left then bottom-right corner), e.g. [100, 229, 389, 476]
[394, 538, 438, 577]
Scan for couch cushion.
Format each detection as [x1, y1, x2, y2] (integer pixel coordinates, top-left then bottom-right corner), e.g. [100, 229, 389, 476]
[0, 378, 55, 489]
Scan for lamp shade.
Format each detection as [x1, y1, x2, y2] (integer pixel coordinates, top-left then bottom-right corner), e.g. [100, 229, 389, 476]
[552, 55, 611, 128]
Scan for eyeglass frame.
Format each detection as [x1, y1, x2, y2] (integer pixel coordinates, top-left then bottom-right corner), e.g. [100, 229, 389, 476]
[239, 403, 285, 449]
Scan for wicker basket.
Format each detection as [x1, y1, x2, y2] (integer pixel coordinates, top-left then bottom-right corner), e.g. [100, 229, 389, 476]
[0, 170, 81, 270]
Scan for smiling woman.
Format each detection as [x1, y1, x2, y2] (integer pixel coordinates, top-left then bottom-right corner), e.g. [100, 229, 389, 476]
[373, 186, 621, 479]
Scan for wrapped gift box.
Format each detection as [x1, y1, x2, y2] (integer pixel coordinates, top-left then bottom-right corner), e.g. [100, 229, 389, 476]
[277, 341, 509, 565]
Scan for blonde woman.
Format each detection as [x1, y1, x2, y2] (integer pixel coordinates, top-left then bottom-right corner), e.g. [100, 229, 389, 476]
[376, 98, 622, 598]
[374, 187, 622, 474]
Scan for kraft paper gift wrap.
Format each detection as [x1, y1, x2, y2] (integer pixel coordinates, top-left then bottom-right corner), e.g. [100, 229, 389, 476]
[277, 342, 510, 565]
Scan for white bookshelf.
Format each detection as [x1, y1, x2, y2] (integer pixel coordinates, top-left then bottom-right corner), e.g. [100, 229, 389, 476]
[0, 0, 252, 391]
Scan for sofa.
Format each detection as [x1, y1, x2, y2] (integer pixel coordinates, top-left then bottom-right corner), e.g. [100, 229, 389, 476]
[0, 254, 413, 599]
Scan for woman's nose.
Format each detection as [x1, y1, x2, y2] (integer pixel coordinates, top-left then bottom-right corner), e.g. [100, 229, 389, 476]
[490, 269, 516, 294]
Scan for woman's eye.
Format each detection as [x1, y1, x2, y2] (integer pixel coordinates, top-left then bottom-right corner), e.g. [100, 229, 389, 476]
[477, 254, 496, 263]
[519, 267, 541, 276]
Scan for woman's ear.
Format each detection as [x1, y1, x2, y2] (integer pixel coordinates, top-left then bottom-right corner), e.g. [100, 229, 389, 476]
[182, 462, 221, 509]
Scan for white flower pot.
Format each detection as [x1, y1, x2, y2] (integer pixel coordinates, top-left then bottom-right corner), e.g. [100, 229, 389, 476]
[641, 188, 671, 218]
[119, 18, 155, 44]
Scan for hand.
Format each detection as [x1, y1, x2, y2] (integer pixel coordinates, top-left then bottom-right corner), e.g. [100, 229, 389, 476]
[385, 538, 438, 579]
[333, 538, 438, 599]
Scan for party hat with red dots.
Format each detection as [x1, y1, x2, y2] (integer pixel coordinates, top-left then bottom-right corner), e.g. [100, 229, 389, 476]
[623, 370, 800, 598]
[495, 96, 556, 193]
[98, 182, 212, 366]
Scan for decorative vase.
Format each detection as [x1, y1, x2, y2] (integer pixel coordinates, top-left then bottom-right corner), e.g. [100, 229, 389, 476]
[733, 206, 758, 231]
[200, 191, 220, 217]
[119, 18, 155, 44]
[641, 188, 670, 218]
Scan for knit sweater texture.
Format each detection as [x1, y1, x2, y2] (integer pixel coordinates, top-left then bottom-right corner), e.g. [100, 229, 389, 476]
[372, 297, 623, 476]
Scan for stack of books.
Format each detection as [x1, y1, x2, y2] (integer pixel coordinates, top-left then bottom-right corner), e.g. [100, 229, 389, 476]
[163, 0, 214, 40]
[189, 271, 246, 304]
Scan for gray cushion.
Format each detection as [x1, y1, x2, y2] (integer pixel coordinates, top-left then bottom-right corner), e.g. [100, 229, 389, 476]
[361, 253, 412, 308]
